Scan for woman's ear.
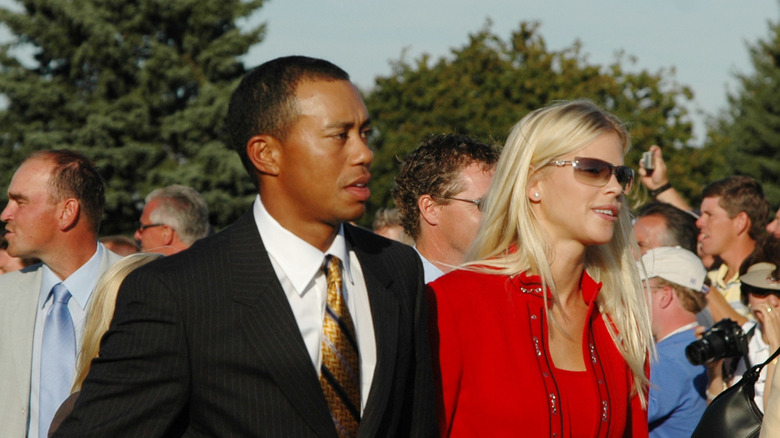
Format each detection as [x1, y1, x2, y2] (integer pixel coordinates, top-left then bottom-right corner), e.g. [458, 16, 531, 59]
[528, 177, 542, 203]
[246, 134, 282, 176]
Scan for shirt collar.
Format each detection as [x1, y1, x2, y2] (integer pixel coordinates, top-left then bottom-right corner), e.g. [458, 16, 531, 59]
[252, 195, 352, 295]
[657, 322, 698, 344]
[714, 263, 739, 288]
[413, 246, 445, 283]
[39, 243, 106, 310]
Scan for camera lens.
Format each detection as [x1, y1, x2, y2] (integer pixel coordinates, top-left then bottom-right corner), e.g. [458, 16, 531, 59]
[686, 339, 714, 365]
[685, 319, 747, 365]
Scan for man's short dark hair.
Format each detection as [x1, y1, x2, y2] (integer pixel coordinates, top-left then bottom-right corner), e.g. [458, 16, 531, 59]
[227, 56, 351, 187]
[702, 176, 770, 241]
[392, 133, 499, 240]
[28, 150, 105, 234]
[636, 201, 699, 253]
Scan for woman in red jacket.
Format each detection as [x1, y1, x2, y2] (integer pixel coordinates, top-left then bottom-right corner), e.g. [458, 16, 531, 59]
[427, 100, 653, 437]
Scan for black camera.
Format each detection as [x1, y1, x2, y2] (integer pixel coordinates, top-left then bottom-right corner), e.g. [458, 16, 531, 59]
[685, 318, 749, 365]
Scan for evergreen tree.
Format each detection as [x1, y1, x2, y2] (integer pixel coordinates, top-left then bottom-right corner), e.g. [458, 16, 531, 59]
[0, 0, 265, 234]
[710, 15, 780, 207]
[363, 21, 695, 224]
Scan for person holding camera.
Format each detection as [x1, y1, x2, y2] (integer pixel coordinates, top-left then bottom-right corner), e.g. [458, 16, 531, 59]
[640, 246, 709, 437]
[638, 146, 724, 272]
[638, 145, 694, 212]
[640, 147, 771, 330]
[700, 236, 780, 412]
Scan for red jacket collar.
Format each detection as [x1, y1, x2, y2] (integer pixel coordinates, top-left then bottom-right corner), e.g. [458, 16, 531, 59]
[511, 270, 603, 306]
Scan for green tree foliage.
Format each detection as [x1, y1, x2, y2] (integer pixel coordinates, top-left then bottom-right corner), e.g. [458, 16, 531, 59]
[706, 16, 780, 208]
[0, 0, 265, 234]
[363, 21, 696, 224]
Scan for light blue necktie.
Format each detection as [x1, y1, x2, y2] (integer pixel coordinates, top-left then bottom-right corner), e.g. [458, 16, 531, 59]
[39, 283, 76, 438]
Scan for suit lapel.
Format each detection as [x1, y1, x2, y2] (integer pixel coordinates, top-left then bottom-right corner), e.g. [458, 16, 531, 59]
[0, 250, 121, 435]
[227, 212, 336, 438]
[0, 265, 42, 434]
[345, 226, 401, 438]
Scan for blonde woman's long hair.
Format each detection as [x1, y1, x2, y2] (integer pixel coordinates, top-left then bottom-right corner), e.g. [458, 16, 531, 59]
[467, 100, 653, 404]
[72, 252, 164, 392]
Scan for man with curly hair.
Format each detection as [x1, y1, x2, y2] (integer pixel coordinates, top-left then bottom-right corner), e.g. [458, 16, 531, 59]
[392, 134, 498, 282]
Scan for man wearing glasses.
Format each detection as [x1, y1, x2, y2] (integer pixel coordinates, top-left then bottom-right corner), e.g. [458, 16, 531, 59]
[134, 184, 210, 255]
[393, 133, 498, 283]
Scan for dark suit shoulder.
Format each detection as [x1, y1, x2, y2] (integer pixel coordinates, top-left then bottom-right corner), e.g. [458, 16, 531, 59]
[344, 223, 417, 261]
[345, 224, 421, 280]
[134, 211, 255, 275]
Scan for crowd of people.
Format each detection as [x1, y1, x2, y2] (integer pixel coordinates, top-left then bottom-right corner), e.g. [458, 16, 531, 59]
[2, 54, 780, 437]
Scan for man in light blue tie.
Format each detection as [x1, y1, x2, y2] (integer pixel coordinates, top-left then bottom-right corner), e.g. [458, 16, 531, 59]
[0, 150, 122, 438]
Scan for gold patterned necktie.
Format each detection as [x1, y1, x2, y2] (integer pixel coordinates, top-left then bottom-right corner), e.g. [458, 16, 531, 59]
[320, 255, 361, 438]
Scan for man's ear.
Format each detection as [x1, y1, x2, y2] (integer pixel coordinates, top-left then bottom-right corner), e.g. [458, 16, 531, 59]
[733, 211, 751, 236]
[161, 225, 175, 246]
[58, 198, 80, 231]
[418, 195, 440, 226]
[247, 134, 282, 176]
[658, 286, 674, 309]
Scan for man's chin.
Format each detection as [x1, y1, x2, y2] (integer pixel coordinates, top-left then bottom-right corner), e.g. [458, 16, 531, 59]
[343, 205, 366, 223]
[7, 247, 30, 259]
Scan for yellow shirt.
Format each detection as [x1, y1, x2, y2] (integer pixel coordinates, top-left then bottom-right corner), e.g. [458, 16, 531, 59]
[707, 264, 751, 318]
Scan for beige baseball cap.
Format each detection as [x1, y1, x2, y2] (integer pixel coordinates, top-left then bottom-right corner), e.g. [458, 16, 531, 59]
[741, 262, 780, 291]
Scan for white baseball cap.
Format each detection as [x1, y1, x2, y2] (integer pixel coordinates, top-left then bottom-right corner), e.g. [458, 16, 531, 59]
[639, 246, 707, 292]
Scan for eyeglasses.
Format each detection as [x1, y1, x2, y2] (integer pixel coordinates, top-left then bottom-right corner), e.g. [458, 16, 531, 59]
[441, 196, 485, 212]
[546, 157, 634, 194]
[136, 222, 166, 232]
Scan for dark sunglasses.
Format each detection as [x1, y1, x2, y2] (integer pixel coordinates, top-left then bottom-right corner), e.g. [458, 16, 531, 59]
[741, 283, 780, 305]
[546, 157, 634, 194]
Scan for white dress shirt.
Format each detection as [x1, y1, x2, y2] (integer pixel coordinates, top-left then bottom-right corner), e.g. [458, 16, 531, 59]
[414, 246, 445, 284]
[252, 196, 376, 411]
[28, 243, 107, 438]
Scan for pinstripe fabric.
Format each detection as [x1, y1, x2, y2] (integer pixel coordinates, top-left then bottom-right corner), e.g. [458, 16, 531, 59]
[52, 211, 438, 438]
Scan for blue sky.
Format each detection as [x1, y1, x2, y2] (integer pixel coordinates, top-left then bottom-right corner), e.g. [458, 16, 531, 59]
[247, 0, 779, 143]
[1, 0, 778, 143]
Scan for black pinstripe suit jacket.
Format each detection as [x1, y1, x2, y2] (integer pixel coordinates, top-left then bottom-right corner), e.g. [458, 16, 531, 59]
[52, 211, 437, 437]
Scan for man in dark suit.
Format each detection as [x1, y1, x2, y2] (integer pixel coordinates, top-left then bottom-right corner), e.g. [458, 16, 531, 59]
[53, 56, 436, 437]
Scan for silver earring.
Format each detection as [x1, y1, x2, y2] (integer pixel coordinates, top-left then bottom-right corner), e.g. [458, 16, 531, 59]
[534, 192, 540, 198]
